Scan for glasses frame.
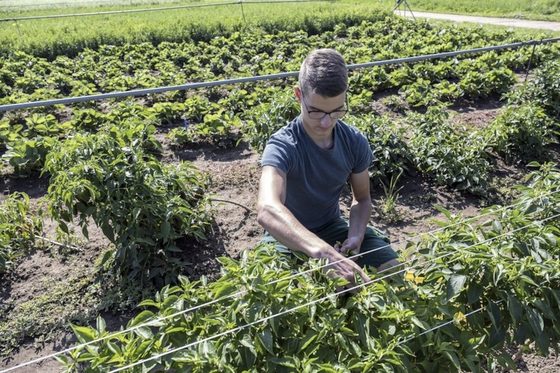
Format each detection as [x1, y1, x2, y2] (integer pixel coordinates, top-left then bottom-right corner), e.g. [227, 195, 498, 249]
[300, 93, 349, 120]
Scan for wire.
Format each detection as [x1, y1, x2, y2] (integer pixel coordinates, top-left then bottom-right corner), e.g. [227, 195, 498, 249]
[107, 214, 559, 373]
[1, 191, 557, 372]
[0, 0, 328, 22]
[1, 37, 559, 112]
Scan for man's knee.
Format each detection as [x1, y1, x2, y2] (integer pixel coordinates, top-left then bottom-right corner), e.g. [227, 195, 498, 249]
[377, 258, 401, 273]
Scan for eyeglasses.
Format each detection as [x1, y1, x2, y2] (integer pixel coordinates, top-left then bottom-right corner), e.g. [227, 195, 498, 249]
[301, 94, 348, 120]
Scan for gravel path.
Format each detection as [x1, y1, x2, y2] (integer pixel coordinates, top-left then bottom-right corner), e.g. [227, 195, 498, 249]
[394, 10, 560, 31]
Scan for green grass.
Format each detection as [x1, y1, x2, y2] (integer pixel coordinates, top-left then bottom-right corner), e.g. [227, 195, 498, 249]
[0, 1, 392, 58]
[1, 0, 558, 60]
[386, 0, 560, 22]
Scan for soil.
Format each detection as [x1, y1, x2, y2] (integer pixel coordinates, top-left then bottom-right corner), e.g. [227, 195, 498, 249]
[1, 101, 559, 372]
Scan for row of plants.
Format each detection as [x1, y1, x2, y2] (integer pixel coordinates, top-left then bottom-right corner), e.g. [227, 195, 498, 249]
[1, 17, 557, 106]
[56, 163, 560, 372]
[0, 3, 392, 59]
[355, 59, 560, 194]
[1, 59, 557, 196]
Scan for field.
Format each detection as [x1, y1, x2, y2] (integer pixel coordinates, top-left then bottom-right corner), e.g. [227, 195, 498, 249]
[1, 0, 560, 372]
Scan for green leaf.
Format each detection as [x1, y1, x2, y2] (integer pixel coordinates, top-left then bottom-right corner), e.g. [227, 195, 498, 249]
[446, 274, 467, 301]
[257, 329, 274, 355]
[467, 282, 483, 305]
[507, 294, 523, 323]
[443, 350, 461, 371]
[487, 301, 502, 328]
[134, 326, 154, 340]
[96, 316, 106, 334]
[300, 329, 318, 351]
[130, 310, 155, 327]
[161, 220, 171, 240]
[72, 324, 96, 343]
[526, 307, 544, 336]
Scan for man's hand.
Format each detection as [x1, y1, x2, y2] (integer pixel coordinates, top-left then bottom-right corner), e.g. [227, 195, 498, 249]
[335, 236, 362, 256]
[320, 247, 370, 288]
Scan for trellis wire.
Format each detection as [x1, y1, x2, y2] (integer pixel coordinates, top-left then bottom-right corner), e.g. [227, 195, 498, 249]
[1, 190, 557, 372]
[1, 38, 559, 112]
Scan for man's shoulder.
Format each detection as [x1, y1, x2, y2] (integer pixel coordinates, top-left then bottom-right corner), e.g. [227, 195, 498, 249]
[268, 117, 301, 147]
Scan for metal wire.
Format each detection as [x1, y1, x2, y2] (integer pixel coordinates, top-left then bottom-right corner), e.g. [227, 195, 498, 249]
[1, 37, 559, 112]
[0, 0, 328, 22]
[106, 213, 560, 373]
[1, 190, 557, 372]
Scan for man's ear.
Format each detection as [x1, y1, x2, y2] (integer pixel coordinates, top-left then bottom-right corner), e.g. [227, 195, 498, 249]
[294, 86, 302, 102]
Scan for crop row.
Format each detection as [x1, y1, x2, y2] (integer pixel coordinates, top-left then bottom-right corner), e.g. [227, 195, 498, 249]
[57, 163, 560, 372]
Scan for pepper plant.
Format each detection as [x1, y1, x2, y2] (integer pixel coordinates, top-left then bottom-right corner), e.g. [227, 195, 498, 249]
[59, 165, 560, 372]
[44, 121, 211, 285]
[0, 192, 43, 274]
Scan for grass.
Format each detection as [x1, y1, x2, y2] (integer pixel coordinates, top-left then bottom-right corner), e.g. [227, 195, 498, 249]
[1, 0, 558, 60]
[0, 1, 390, 58]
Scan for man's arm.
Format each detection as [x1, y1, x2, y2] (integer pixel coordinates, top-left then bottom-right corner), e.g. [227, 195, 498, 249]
[257, 165, 369, 284]
[339, 169, 371, 254]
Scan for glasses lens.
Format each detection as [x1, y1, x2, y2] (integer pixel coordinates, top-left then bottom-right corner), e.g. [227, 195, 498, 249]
[331, 110, 347, 119]
[308, 111, 326, 120]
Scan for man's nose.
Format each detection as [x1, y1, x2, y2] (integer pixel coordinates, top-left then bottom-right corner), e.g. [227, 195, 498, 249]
[320, 114, 333, 127]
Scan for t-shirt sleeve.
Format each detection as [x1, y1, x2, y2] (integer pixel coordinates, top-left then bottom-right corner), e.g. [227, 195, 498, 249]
[352, 132, 373, 174]
[260, 136, 293, 174]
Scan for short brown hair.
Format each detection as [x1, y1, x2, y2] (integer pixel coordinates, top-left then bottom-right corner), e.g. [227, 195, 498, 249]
[298, 48, 348, 97]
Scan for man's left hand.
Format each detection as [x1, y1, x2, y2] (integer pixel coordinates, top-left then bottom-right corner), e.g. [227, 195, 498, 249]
[336, 237, 362, 256]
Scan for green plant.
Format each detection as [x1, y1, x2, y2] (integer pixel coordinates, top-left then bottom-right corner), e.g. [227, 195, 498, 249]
[408, 107, 490, 194]
[351, 114, 412, 184]
[485, 103, 557, 163]
[380, 170, 404, 223]
[44, 122, 211, 285]
[242, 89, 300, 152]
[0, 192, 42, 274]
[59, 164, 560, 372]
[3, 136, 58, 175]
[507, 60, 560, 120]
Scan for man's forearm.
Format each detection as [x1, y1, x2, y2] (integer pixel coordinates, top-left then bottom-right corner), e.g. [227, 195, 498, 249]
[257, 203, 332, 258]
[347, 199, 371, 243]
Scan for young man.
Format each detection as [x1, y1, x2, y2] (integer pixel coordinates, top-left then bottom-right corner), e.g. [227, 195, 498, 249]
[257, 48, 399, 285]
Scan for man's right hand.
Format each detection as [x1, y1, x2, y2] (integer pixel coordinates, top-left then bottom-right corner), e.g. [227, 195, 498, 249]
[319, 248, 371, 288]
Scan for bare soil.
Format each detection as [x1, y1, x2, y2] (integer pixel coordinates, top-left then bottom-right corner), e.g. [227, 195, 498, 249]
[1, 102, 559, 372]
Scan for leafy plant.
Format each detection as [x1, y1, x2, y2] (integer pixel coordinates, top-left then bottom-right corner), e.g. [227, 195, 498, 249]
[0, 192, 42, 274]
[484, 103, 557, 163]
[380, 170, 404, 223]
[507, 60, 560, 120]
[60, 165, 560, 372]
[351, 114, 412, 183]
[242, 89, 300, 152]
[44, 122, 211, 285]
[3, 136, 58, 175]
[408, 107, 490, 194]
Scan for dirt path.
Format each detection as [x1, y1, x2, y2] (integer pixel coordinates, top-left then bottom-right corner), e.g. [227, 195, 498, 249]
[394, 10, 560, 31]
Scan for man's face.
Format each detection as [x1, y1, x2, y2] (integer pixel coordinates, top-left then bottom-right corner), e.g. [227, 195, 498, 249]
[296, 87, 347, 139]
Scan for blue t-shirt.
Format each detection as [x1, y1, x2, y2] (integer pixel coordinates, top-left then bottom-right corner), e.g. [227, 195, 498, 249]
[260, 115, 373, 230]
